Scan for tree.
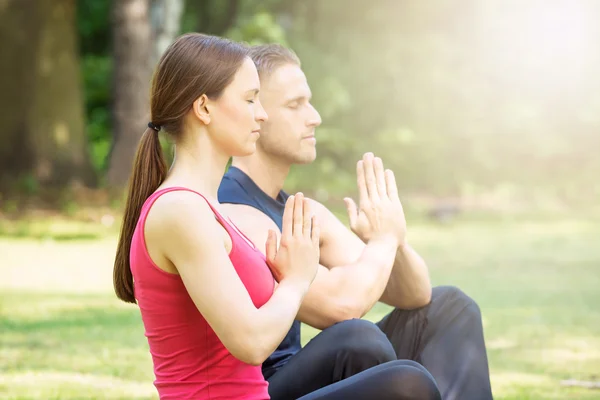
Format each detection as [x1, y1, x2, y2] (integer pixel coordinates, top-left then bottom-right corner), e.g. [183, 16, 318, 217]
[106, 0, 153, 187]
[150, 0, 185, 65]
[0, 0, 95, 195]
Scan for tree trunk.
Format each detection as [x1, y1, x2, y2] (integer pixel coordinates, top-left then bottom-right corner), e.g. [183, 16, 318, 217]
[150, 0, 184, 65]
[106, 0, 152, 187]
[0, 0, 95, 194]
[0, 1, 42, 189]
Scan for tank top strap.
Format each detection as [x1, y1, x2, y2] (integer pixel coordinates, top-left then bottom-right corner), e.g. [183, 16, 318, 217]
[143, 186, 236, 236]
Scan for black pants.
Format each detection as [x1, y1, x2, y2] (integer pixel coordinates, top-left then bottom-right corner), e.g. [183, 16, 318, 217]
[267, 286, 493, 400]
[297, 360, 441, 400]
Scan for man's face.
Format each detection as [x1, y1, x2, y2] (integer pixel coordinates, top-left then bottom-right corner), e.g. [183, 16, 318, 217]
[257, 63, 322, 165]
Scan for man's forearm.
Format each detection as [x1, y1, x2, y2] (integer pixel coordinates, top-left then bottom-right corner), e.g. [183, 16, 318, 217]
[330, 237, 397, 317]
[380, 244, 432, 309]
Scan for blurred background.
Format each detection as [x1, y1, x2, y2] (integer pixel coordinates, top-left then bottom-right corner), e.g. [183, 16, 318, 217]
[0, 0, 598, 399]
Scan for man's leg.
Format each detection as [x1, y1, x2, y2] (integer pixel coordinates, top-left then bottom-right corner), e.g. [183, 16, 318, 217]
[267, 319, 397, 400]
[297, 360, 441, 400]
[376, 286, 493, 400]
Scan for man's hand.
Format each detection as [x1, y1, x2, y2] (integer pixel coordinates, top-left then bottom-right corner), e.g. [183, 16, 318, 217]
[344, 152, 407, 247]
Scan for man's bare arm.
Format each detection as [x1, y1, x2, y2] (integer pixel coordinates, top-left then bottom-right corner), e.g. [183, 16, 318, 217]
[222, 203, 396, 330]
[376, 243, 431, 309]
[311, 200, 397, 323]
[317, 199, 431, 309]
[339, 155, 432, 309]
[223, 154, 417, 329]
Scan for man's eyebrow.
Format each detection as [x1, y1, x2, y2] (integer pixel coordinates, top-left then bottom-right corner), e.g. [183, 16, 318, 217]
[285, 95, 310, 103]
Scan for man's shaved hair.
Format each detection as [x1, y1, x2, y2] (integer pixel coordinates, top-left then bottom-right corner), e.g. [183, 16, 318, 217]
[248, 44, 301, 78]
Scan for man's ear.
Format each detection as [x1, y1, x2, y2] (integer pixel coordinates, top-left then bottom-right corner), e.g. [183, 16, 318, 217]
[192, 94, 211, 125]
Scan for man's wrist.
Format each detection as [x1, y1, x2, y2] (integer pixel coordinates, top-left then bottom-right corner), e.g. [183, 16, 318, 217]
[368, 234, 399, 249]
[397, 238, 408, 251]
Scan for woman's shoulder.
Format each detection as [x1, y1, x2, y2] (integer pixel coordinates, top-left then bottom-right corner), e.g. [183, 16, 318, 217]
[146, 188, 221, 242]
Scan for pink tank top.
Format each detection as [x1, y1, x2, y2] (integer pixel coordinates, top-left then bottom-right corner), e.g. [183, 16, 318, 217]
[130, 187, 275, 399]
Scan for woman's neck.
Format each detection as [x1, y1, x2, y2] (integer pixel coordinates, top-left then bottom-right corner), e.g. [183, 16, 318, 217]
[164, 140, 230, 202]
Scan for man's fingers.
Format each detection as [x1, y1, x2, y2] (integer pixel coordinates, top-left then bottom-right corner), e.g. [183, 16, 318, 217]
[363, 153, 379, 202]
[356, 160, 369, 206]
[293, 193, 304, 236]
[311, 215, 320, 248]
[374, 157, 387, 198]
[344, 197, 358, 229]
[303, 198, 312, 238]
[385, 169, 399, 201]
[282, 195, 295, 239]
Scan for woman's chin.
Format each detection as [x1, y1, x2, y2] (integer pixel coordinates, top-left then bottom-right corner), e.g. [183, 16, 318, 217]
[232, 143, 257, 158]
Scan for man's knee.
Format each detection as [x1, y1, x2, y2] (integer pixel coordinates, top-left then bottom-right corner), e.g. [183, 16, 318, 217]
[383, 362, 441, 400]
[328, 319, 397, 366]
[432, 285, 482, 325]
[434, 286, 480, 312]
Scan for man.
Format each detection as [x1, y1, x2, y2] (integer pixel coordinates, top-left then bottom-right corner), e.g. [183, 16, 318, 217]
[218, 44, 493, 400]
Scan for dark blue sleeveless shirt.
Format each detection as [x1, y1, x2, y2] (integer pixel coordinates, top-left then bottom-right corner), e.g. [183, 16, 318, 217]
[218, 166, 301, 379]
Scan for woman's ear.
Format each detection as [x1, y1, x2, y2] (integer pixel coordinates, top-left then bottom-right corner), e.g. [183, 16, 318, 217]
[192, 94, 211, 125]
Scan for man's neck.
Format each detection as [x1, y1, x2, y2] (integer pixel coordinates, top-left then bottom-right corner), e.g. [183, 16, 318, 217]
[232, 154, 291, 199]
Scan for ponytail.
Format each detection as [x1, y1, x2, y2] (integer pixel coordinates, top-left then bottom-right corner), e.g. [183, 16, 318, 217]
[113, 33, 249, 303]
[113, 128, 167, 303]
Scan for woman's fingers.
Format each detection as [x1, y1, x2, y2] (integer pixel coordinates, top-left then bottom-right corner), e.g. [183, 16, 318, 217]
[303, 198, 312, 238]
[293, 193, 304, 236]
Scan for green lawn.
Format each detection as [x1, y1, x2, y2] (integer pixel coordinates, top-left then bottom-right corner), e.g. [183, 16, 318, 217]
[1, 215, 599, 399]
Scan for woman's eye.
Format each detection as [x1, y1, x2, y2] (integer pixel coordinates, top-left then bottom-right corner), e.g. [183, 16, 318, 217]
[247, 100, 255, 104]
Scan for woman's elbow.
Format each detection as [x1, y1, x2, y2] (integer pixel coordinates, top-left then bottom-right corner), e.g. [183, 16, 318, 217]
[241, 352, 266, 366]
[230, 343, 270, 366]
[226, 332, 272, 366]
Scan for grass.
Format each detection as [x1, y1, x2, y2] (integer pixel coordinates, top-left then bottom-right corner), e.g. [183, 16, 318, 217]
[1, 214, 599, 399]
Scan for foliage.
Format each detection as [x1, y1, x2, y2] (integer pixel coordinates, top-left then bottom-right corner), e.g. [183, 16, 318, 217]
[70, 0, 599, 207]
[77, 0, 112, 174]
[282, 0, 600, 207]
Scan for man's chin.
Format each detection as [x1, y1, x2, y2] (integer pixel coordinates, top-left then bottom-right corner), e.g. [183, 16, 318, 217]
[294, 151, 317, 165]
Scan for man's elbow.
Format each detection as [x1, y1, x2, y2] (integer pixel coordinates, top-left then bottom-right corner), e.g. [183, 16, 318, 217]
[402, 288, 432, 310]
[415, 289, 432, 308]
[323, 298, 366, 327]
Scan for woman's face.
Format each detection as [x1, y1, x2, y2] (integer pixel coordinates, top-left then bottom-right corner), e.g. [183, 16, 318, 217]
[205, 57, 268, 157]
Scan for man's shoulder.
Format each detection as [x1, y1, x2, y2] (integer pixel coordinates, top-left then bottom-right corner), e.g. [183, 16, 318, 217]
[218, 167, 269, 209]
[218, 170, 250, 202]
[306, 197, 335, 221]
[218, 172, 269, 217]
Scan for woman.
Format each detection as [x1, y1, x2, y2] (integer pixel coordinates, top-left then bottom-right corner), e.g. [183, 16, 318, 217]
[113, 33, 440, 400]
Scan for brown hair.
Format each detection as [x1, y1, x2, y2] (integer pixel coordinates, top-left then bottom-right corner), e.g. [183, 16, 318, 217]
[113, 33, 249, 303]
[248, 44, 301, 78]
